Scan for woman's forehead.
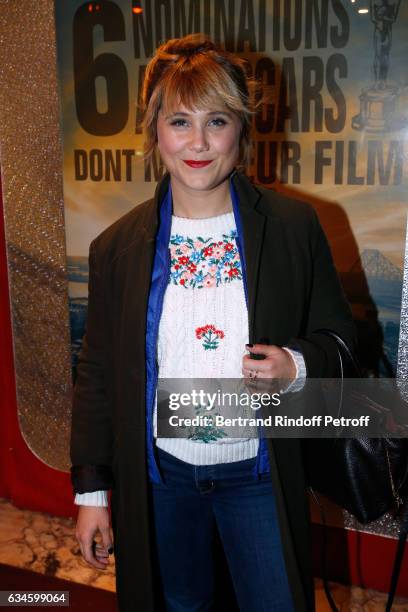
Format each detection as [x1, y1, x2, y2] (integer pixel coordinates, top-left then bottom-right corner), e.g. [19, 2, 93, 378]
[160, 103, 232, 117]
[160, 89, 231, 113]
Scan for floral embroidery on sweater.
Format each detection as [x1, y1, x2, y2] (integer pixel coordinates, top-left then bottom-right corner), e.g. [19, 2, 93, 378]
[169, 231, 242, 288]
[195, 325, 225, 350]
[183, 404, 228, 443]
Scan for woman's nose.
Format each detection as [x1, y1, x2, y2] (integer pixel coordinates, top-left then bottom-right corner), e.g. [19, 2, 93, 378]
[188, 126, 209, 153]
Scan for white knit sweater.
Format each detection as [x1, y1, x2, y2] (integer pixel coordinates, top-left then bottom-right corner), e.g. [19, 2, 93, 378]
[154, 212, 258, 464]
[75, 212, 306, 506]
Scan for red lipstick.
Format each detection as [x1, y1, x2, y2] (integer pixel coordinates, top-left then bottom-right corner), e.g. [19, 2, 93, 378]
[183, 160, 213, 168]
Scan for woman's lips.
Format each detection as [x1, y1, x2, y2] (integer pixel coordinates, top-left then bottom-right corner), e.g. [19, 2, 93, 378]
[183, 160, 213, 168]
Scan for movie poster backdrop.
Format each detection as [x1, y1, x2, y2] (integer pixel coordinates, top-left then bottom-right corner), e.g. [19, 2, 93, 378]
[54, 0, 408, 377]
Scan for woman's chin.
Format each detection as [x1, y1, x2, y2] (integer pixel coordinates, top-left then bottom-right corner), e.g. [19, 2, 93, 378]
[172, 167, 232, 192]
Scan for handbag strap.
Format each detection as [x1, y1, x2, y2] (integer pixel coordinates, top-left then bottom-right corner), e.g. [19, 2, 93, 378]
[386, 502, 408, 611]
[314, 328, 362, 377]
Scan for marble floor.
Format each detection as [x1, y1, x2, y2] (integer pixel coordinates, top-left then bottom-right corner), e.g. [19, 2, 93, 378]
[0, 498, 407, 611]
[0, 498, 114, 592]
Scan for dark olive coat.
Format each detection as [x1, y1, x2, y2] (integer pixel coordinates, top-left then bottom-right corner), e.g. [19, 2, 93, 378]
[71, 171, 354, 612]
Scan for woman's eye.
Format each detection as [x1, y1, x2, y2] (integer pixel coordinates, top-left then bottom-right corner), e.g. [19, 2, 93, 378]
[170, 119, 188, 127]
[209, 118, 227, 127]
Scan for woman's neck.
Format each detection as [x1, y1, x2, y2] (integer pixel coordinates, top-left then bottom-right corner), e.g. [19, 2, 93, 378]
[170, 176, 233, 219]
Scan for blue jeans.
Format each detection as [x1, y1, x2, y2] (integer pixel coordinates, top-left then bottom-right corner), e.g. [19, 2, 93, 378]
[150, 447, 294, 612]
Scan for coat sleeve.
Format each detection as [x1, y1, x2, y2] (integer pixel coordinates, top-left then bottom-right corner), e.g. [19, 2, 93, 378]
[290, 210, 356, 377]
[70, 239, 114, 494]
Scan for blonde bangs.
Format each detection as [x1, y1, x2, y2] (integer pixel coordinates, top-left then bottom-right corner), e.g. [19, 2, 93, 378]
[159, 60, 247, 117]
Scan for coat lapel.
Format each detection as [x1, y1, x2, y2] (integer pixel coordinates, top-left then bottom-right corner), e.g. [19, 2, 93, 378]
[232, 172, 299, 346]
[231, 172, 266, 343]
[118, 175, 170, 377]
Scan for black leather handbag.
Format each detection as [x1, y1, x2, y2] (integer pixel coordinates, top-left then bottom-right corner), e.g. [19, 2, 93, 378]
[304, 329, 408, 612]
[305, 328, 408, 522]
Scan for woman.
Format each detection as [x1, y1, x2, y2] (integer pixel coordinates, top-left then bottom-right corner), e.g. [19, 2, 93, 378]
[71, 34, 354, 612]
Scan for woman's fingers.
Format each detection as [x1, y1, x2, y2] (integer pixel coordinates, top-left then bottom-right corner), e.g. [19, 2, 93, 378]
[242, 365, 268, 377]
[242, 358, 270, 372]
[95, 547, 109, 559]
[100, 525, 114, 561]
[76, 506, 113, 569]
[242, 344, 296, 379]
[246, 344, 282, 358]
[81, 534, 108, 569]
[242, 352, 277, 377]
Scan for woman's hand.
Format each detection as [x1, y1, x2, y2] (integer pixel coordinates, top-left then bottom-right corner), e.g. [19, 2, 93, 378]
[75, 506, 113, 569]
[242, 344, 297, 380]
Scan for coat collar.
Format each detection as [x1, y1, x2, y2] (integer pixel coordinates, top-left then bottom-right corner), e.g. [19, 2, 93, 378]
[141, 169, 263, 236]
[230, 169, 262, 211]
[141, 173, 171, 241]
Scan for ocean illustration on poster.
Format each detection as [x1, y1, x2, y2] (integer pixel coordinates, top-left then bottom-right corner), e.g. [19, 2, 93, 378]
[67, 256, 88, 377]
[342, 249, 402, 376]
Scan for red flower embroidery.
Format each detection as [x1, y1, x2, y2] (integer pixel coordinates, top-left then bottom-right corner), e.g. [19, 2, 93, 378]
[178, 256, 190, 265]
[224, 242, 233, 251]
[228, 267, 239, 277]
[195, 325, 225, 350]
[203, 246, 214, 257]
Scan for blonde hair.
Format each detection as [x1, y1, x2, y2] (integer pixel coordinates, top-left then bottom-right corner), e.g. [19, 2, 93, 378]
[141, 34, 257, 168]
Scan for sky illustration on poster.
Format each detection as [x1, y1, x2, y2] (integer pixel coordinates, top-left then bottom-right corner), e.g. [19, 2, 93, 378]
[54, 0, 408, 377]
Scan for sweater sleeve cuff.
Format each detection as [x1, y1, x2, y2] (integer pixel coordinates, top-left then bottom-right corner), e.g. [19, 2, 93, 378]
[74, 490, 108, 507]
[282, 347, 307, 393]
